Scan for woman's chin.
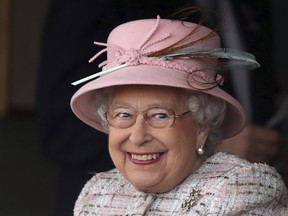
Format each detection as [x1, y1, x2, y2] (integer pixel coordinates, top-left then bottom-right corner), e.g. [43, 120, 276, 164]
[129, 178, 159, 193]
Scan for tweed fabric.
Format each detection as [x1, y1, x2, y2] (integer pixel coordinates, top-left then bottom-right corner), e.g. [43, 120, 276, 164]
[74, 153, 288, 215]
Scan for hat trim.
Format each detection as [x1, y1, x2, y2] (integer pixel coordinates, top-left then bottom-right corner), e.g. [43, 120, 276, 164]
[71, 47, 259, 86]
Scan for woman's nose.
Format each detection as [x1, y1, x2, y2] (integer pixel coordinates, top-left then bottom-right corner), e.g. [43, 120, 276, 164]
[129, 115, 152, 145]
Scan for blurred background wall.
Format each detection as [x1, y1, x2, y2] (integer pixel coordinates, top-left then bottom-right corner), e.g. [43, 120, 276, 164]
[0, 0, 57, 216]
[9, 0, 50, 110]
[10, 0, 50, 111]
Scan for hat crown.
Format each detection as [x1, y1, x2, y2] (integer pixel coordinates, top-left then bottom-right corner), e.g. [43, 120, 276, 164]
[108, 18, 220, 51]
[105, 18, 220, 69]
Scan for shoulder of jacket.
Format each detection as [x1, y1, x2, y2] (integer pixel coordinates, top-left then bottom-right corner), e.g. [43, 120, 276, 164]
[190, 153, 288, 214]
[207, 153, 287, 206]
[83, 168, 122, 189]
[74, 169, 122, 214]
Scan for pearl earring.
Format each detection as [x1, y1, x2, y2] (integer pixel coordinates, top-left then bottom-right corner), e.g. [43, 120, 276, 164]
[196, 146, 205, 155]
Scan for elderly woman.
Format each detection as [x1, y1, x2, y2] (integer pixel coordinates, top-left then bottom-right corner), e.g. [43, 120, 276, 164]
[70, 10, 288, 215]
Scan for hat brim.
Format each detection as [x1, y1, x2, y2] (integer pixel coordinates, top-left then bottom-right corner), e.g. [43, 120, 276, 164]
[71, 65, 245, 139]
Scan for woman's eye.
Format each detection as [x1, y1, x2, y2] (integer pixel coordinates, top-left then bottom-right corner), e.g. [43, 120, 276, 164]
[115, 112, 132, 119]
[151, 112, 169, 120]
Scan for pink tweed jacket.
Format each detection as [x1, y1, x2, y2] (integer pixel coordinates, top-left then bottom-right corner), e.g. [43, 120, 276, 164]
[74, 153, 288, 215]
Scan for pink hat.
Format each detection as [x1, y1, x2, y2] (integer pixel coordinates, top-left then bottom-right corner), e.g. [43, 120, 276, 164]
[70, 16, 259, 138]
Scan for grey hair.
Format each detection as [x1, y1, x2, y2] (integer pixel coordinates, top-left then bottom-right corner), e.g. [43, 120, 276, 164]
[95, 88, 112, 133]
[95, 88, 226, 152]
[186, 92, 226, 153]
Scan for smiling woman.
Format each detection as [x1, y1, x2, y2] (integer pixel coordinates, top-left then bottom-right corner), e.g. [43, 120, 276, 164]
[70, 8, 288, 215]
[107, 85, 207, 193]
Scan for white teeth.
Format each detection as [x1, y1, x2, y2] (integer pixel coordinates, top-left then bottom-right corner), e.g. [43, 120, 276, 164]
[131, 153, 161, 161]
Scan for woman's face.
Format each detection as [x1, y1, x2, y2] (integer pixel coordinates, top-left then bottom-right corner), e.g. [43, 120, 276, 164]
[108, 85, 207, 193]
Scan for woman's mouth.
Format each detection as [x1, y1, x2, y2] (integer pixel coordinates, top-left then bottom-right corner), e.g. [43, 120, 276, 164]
[128, 152, 163, 164]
